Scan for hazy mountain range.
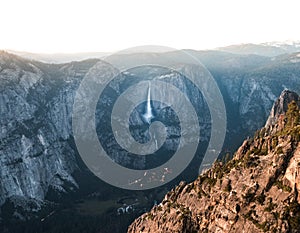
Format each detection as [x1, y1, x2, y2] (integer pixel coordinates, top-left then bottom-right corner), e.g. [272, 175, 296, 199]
[217, 41, 300, 57]
[7, 41, 300, 63]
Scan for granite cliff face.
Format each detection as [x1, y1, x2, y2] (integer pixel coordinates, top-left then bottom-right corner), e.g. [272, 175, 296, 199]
[128, 91, 300, 233]
[0, 52, 98, 208]
[0, 50, 300, 216]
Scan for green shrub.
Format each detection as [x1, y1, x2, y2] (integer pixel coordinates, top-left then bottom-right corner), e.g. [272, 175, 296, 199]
[274, 180, 292, 192]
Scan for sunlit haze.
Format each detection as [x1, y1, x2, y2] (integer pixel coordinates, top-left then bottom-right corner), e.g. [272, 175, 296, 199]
[1, 0, 300, 53]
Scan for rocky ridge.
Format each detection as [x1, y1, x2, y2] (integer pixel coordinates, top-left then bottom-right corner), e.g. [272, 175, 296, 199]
[128, 90, 300, 233]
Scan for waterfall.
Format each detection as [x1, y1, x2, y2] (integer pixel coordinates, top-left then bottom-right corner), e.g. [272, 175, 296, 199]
[143, 82, 154, 123]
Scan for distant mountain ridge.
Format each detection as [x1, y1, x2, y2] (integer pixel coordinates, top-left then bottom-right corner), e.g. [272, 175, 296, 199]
[217, 41, 300, 57]
[5, 41, 300, 63]
[6, 50, 110, 64]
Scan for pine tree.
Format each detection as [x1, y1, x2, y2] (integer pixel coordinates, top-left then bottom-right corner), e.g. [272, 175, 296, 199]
[286, 101, 300, 129]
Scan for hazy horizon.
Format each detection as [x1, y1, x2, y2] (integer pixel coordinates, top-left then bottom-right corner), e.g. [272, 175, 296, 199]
[3, 39, 300, 55]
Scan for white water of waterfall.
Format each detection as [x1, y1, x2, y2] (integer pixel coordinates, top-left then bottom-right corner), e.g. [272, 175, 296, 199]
[143, 82, 154, 123]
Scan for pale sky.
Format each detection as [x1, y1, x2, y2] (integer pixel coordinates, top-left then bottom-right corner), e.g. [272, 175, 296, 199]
[1, 0, 300, 53]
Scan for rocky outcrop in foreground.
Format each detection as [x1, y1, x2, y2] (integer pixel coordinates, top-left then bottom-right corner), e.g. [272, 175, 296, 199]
[128, 91, 300, 233]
